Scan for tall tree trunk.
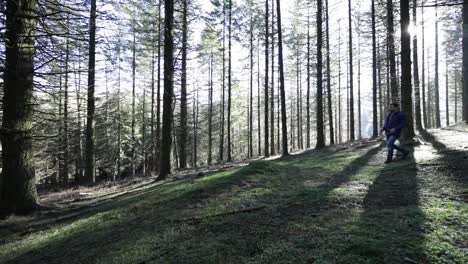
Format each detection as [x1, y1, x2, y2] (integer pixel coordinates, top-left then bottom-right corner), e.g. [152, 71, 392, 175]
[455, 72, 458, 122]
[158, 0, 175, 180]
[249, 17, 253, 158]
[62, 32, 70, 186]
[306, 9, 311, 149]
[150, 19, 156, 173]
[116, 44, 121, 180]
[220, 0, 226, 162]
[270, 0, 275, 155]
[264, 0, 270, 157]
[257, 38, 261, 156]
[276, 0, 288, 156]
[75, 46, 83, 180]
[338, 24, 342, 143]
[462, 1, 468, 122]
[325, 0, 334, 145]
[428, 54, 433, 128]
[227, 0, 233, 162]
[131, 21, 136, 178]
[316, 0, 325, 148]
[379, 42, 384, 127]
[142, 88, 147, 176]
[446, 54, 449, 127]
[372, 0, 378, 137]
[84, 0, 97, 185]
[156, 0, 162, 170]
[400, 0, 415, 139]
[193, 86, 199, 166]
[178, 0, 188, 168]
[387, 0, 398, 103]
[413, 0, 423, 131]
[208, 50, 214, 164]
[422, 4, 427, 128]
[434, 1, 441, 128]
[348, 0, 355, 141]
[357, 35, 362, 139]
[0, 0, 39, 213]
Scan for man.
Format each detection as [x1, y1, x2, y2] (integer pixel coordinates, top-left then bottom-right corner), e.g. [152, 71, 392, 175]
[381, 103, 410, 163]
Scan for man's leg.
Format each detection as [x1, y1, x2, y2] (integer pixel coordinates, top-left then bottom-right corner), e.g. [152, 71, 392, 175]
[386, 135, 397, 162]
[388, 136, 409, 160]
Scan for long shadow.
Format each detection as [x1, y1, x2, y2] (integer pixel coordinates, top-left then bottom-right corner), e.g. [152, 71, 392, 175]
[3, 143, 386, 263]
[346, 152, 427, 263]
[420, 130, 468, 193]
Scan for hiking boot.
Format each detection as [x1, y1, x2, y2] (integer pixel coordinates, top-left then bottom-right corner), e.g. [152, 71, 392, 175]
[384, 159, 392, 164]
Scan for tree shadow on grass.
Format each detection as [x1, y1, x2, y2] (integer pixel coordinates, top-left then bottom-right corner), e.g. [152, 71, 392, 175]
[420, 130, 468, 195]
[341, 152, 428, 263]
[3, 143, 387, 264]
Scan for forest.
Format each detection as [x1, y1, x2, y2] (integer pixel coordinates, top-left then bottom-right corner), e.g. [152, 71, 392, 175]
[0, 0, 467, 263]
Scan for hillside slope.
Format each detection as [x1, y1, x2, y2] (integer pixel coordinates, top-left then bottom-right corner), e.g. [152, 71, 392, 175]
[0, 128, 467, 264]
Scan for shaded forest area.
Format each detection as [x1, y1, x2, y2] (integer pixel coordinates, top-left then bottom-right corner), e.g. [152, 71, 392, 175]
[0, 0, 468, 262]
[0, 0, 467, 221]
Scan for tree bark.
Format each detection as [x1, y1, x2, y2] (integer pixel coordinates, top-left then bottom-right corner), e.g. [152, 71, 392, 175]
[434, 2, 441, 128]
[387, 0, 399, 103]
[84, 0, 97, 184]
[264, 0, 270, 158]
[316, 0, 325, 148]
[306, 11, 311, 149]
[413, 0, 423, 131]
[348, 0, 355, 141]
[400, 0, 415, 139]
[158, 0, 175, 180]
[0, 0, 39, 214]
[462, 1, 468, 122]
[227, 0, 233, 162]
[372, 0, 378, 137]
[276, 0, 288, 156]
[208, 49, 214, 164]
[131, 19, 136, 177]
[325, 0, 334, 145]
[270, 0, 275, 155]
[178, 0, 188, 168]
[422, 5, 427, 128]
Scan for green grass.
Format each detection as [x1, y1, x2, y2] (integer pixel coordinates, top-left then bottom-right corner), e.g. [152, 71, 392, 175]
[0, 142, 467, 264]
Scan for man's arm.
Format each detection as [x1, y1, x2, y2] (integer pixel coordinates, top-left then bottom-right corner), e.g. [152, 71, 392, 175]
[394, 112, 408, 130]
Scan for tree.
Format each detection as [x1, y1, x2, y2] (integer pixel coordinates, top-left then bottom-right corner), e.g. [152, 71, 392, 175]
[400, 0, 414, 139]
[371, 0, 378, 137]
[158, 0, 175, 180]
[276, 0, 288, 156]
[387, 0, 398, 103]
[348, 0, 355, 141]
[178, 0, 189, 168]
[227, 0, 233, 162]
[412, 0, 423, 131]
[264, 0, 269, 157]
[434, 1, 441, 128]
[463, 1, 467, 122]
[84, 0, 97, 184]
[316, 0, 325, 148]
[325, 0, 334, 145]
[0, 0, 40, 214]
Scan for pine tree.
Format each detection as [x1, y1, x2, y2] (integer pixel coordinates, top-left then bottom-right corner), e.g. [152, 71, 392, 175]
[159, 0, 175, 180]
[0, 0, 40, 214]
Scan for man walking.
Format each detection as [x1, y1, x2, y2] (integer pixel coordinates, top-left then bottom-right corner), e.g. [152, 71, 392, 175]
[381, 103, 410, 163]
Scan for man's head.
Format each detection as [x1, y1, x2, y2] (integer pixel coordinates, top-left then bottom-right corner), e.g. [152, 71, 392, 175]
[389, 103, 399, 113]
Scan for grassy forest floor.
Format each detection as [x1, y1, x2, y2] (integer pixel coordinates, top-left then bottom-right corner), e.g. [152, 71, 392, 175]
[0, 127, 467, 263]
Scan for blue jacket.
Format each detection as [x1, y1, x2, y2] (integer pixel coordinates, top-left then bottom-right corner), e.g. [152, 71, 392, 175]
[383, 111, 408, 138]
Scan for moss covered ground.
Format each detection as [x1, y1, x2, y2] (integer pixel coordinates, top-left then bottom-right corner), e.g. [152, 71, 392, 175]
[0, 129, 467, 263]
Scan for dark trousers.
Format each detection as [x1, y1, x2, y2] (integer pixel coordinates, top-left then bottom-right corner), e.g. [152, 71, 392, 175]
[386, 135, 405, 160]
